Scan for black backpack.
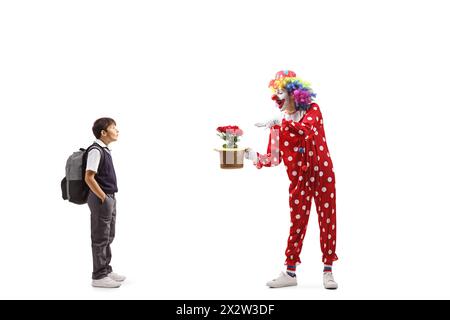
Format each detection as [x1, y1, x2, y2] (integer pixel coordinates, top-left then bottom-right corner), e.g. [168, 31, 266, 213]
[61, 143, 104, 205]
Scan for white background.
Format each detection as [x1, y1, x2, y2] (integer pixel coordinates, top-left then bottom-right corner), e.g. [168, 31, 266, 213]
[1, 0, 449, 300]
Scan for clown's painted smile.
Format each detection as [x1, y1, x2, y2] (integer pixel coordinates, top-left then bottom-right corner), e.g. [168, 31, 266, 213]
[272, 89, 289, 111]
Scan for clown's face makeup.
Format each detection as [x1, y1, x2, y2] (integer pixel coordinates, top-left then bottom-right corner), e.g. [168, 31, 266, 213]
[272, 88, 290, 112]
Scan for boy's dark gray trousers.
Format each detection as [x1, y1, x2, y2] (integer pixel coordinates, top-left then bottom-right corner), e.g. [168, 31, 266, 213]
[87, 191, 116, 280]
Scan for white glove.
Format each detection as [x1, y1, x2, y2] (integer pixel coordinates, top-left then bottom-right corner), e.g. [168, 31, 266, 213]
[255, 118, 281, 129]
[244, 148, 258, 162]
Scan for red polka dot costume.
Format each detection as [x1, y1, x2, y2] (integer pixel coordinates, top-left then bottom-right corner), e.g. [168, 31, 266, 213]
[253, 102, 338, 267]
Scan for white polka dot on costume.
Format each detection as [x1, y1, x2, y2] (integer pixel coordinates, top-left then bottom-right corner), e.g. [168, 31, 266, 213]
[327, 152, 330, 157]
[312, 141, 315, 145]
[309, 151, 314, 156]
[328, 250, 332, 255]
[302, 205, 306, 210]
[324, 243, 327, 248]
[306, 210, 310, 215]
[284, 141, 289, 146]
[328, 234, 332, 239]
[310, 177, 315, 182]
[328, 177, 333, 182]
[298, 130, 303, 135]
[322, 228, 325, 233]
[297, 249, 300, 252]
[323, 137, 326, 142]
[301, 234, 304, 239]
[322, 187, 327, 192]
[324, 203, 329, 208]
[317, 156, 320, 161]
[324, 258, 327, 263]
[332, 209, 335, 214]
[290, 222, 293, 227]
[320, 212, 324, 218]
[307, 117, 312, 121]
[319, 171, 323, 177]
[293, 147, 298, 152]
[280, 151, 284, 156]
[296, 214, 300, 219]
[327, 218, 330, 224]
[315, 191, 319, 196]
[285, 127, 289, 131]
[316, 117, 319, 122]
[324, 161, 328, 167]
[294, 242, 298, 247]
[290, 133, 295, 138]
[319, 145, 324, 151]
[301, 190, 305, 195]
[290, 255, 293, 259]
[314, 166, 319, 171]
[332, 225, 335, 230]
[288, 156, 292, 161]
[290, 207, 293, 212]
[297, 161, 302, 166]
[289, 236, 292, 240]
[296, 228, 300, 233]
[330, 193, 334, 199]
[313, 107, 317, 110]
[292, 171, 297, 176]
[306, 182, 309, 186]
[299, 176, 303, 181]
[294, 199, 299, 205]
[306, 196, 310, 201]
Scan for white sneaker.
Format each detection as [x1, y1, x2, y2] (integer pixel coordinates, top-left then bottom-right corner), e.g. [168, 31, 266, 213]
[266, 272, 297, 288]
[92, 276, 121, 288]
[323, 272, 338, 289]
[108, 272, 126, 282]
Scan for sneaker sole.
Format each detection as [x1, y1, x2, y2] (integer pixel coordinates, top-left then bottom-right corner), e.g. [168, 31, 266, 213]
[267, 283, 298, 288]
[324, 285, 338, 290]
[92, 283, 121, 288]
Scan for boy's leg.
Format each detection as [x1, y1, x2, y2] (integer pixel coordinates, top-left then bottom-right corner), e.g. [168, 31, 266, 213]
[88, 191, 115, 280]
[105, 194, 116, 274]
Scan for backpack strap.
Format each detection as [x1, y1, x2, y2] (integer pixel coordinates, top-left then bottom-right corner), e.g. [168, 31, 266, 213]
[83, 143, 106, 172]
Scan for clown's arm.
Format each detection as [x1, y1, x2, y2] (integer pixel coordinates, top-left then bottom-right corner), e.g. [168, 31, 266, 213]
[245, 125, 282, 169]
[286, 103, 322, 140]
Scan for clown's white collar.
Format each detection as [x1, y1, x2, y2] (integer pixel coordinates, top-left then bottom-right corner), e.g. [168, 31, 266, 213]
[283, 110, 306, 123]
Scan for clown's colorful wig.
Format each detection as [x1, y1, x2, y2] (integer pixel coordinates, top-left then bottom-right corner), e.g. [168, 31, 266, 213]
[268, 70, 316, 111]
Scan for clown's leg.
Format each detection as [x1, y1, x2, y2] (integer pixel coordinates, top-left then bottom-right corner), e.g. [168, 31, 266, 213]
[314, 168, 338, 289]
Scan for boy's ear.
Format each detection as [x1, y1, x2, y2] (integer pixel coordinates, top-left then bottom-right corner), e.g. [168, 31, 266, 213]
[101, 130, 107, 137]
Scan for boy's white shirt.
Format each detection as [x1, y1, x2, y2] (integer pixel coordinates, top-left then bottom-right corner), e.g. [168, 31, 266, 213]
[86, 139, 111, 173]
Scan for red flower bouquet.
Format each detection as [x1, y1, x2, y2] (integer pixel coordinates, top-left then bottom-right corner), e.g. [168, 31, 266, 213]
[216, 125, 244, 149]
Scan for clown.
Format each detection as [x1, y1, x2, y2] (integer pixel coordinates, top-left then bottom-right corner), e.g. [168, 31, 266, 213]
[245, 70, 338, 289]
